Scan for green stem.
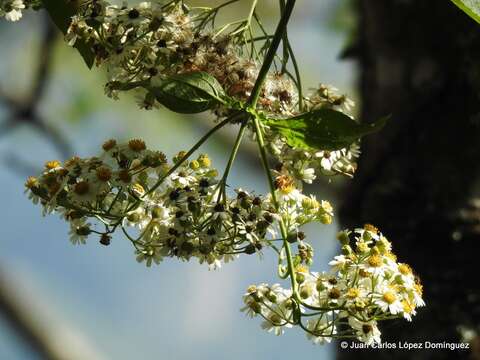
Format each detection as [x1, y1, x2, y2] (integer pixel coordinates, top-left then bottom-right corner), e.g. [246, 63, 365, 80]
[246, 0, 259, 27]
[252, 114, 300, 298]
[279, 0, 290, 74]
[144, 111, 243, 197]
[247, 0, 300, 299]
[217, 117, 249, 202]
[287, 40, 303, 111]
[279, 0, 303, 111]
[216, 0, 292, 198]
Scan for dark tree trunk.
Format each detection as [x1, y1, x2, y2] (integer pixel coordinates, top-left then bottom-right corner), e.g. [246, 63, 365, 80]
[338, 1, 480, 359]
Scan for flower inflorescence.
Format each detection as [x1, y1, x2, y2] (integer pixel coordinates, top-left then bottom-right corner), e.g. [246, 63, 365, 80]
[63, 0, 360, 181]
[243, 226, 425, 345]
[25, 139, 332, 269]
[0, 0, 40, 21]
[1, 0, 360, 182]
[9, 0, 425, 347]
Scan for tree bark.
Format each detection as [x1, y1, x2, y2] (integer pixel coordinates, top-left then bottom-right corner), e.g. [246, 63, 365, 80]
[338, 1, 480, 359]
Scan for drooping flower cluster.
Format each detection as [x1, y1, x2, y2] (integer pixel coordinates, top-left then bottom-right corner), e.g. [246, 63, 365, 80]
[25, 139, 332, 269]
[13, 0, 426, 347]
[64, 1, 360, 181]
[243, 225, 425, 344]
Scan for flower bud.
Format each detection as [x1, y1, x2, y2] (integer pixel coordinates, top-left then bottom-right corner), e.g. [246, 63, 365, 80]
[377, 237, 391, 253]
[341, 245, 352, 255]
[181, 241, 194, 254]
[296, 272, 305, 284]
[287, 232, 298, 244]
[197, 154, 211, 168]
[269, 313, 282, 325]
[362, 231, 373, 242]
[173, 151, 187, 164]
[151, 206, 166, 219]
[284, 298, 294, 310]
[127, 213, 141, 223]
[356, 241, 369, 253]
[189, 160, 200, 170]
[76, 226, 91, 236]
[319, 213, 332, 225]
[337, 230, 350, 245]
[250, 301, 262, 314]
[245, 244, 256, 255]
[266, 291, 278, 303]
[316, 281, 326, 292]
[251, 291, 262, 302]
[100, 234, 111, 246]
[299, 285, 312, 299]
[199, 243, 213, 255]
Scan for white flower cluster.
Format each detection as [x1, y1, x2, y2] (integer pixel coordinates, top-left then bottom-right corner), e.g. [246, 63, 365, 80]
[64, 1, 360, 181]
[6, 0, 425, 347]
[0, 0, 25, 21]
[242, 225, 425, 345]
[25, 139, 332, 269]
[0, 0, 40, 21]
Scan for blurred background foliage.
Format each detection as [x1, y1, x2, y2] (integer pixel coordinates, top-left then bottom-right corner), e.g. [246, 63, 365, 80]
[0, 1, 356, 359]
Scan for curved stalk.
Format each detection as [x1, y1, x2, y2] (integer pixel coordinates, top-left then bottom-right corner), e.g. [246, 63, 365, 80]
[145, 111, 243, 197]
[246, 0, 301, 300]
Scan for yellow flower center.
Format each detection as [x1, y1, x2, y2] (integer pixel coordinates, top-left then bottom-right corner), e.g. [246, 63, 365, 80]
[357, 242, 369, 253]
[295, 265, 309, 274]
[197, 154, 211, 167]
[402, 300, 415, 314]
[385, 251, 397, 262]
[414, 283, 423, 296]
[383, 291, 397, 304]
[25, 176, 38, 189]
[398, 263, 412, 275]
[368, 254, 382, 267]
[274, 175, 295, 194]
[364, 224, 378, 234]
[45, 160, 61, 170]
[346, 288, 360, 299]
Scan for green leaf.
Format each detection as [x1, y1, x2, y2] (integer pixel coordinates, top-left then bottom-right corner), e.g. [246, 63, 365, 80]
[451, 0, 480, 24]
[149, 72, 228, 114]
[264, 108, 388, 151]
[42, 0, 95, 68]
